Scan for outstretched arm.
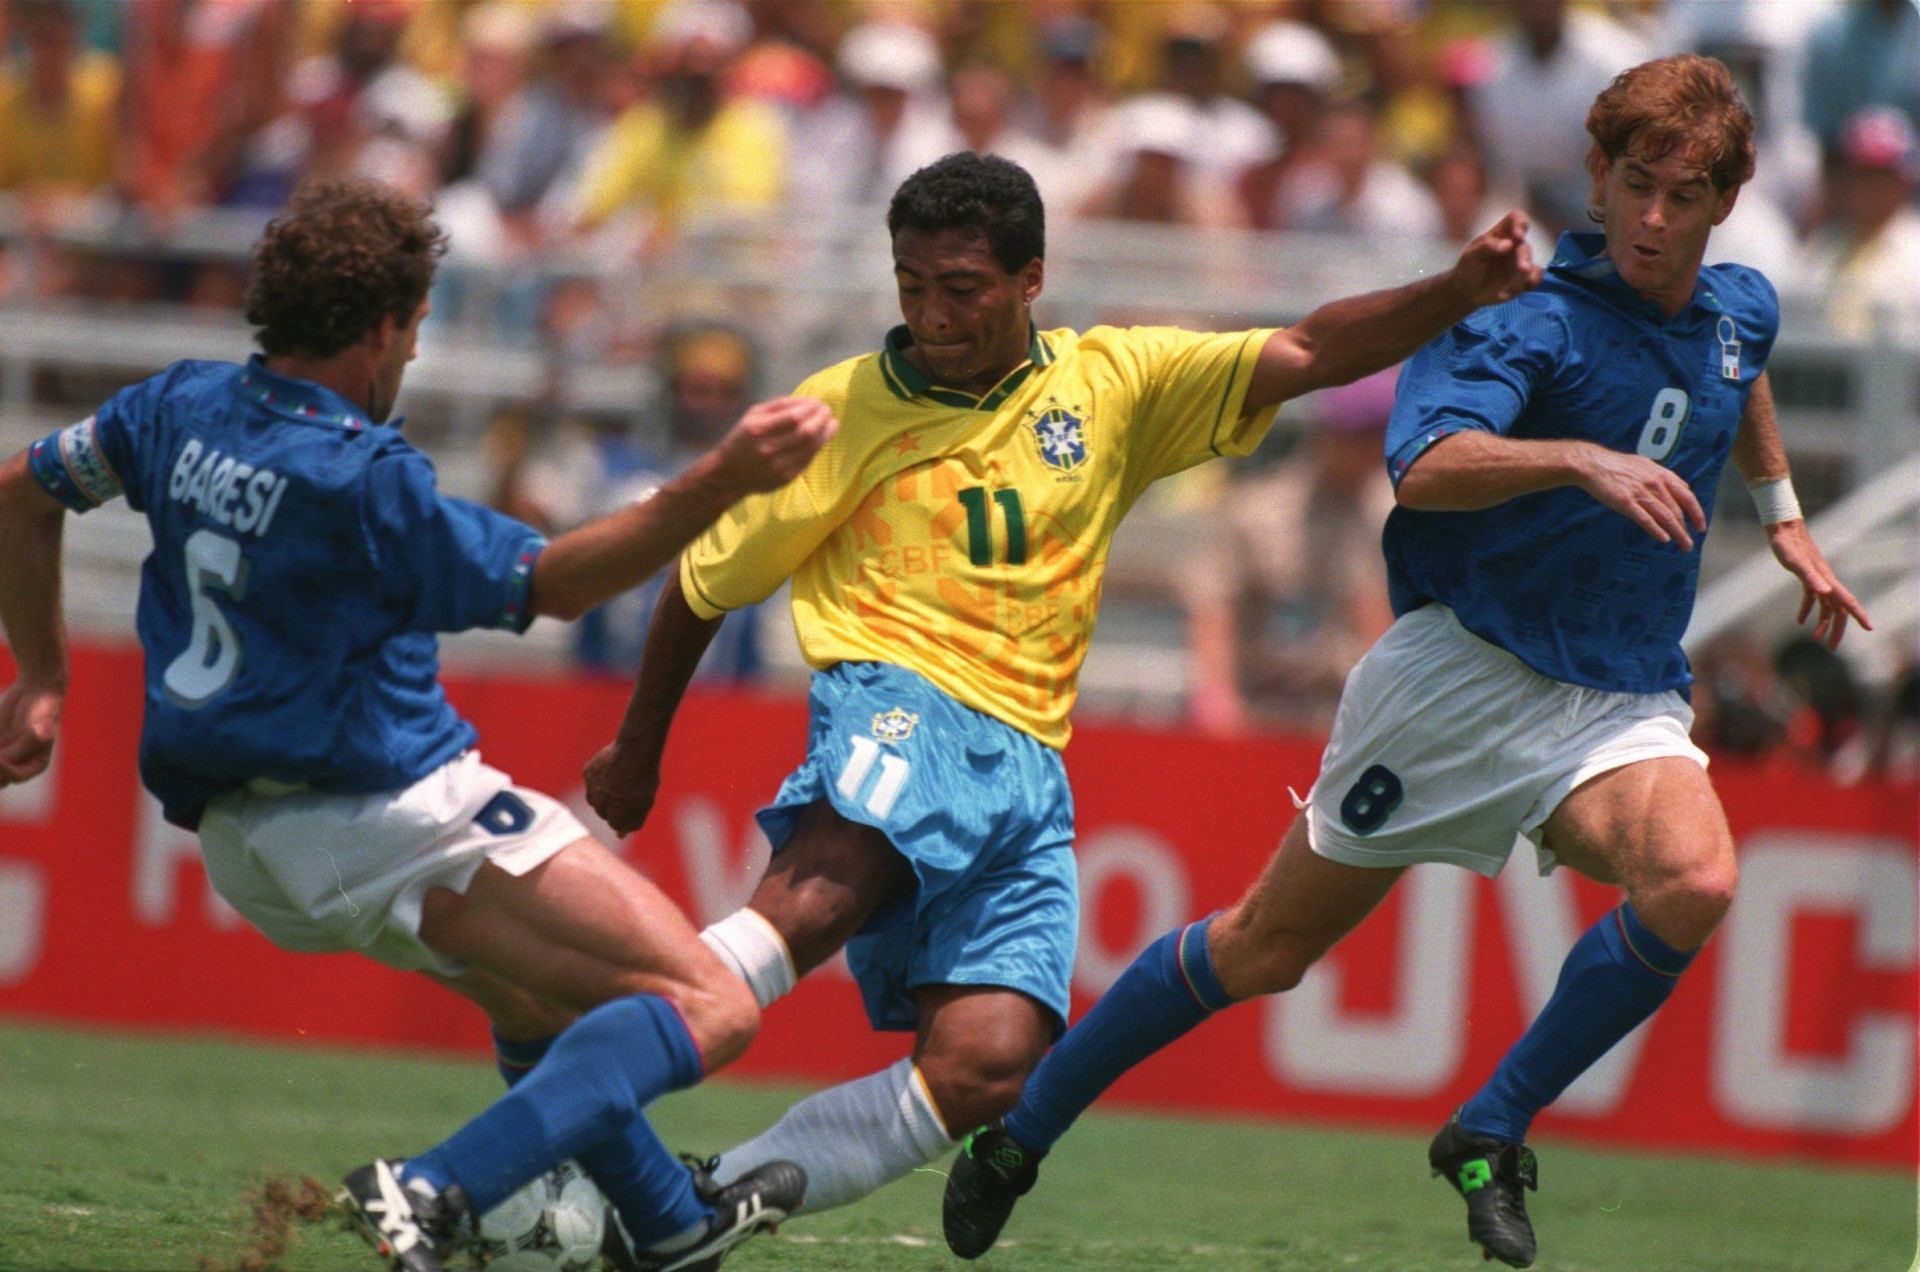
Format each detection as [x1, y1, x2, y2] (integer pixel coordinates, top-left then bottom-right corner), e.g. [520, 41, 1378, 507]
[1395, 430, 1711, 551]
[527, 396, 836, 620]
[1730, 373, 1871, 648]
[1245, 211, 1543, 409]
[0, 451, 72, 785]
[582, 572, 723, 834]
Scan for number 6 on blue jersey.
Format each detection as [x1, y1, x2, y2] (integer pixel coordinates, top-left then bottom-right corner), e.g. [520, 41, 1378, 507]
[162, 528, 248, 708]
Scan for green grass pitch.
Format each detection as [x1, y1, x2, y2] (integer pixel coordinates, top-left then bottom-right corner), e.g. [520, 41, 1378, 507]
[0, 1019, 1911, 1271]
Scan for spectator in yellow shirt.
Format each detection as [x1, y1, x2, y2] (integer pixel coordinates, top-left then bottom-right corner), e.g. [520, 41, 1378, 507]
[0, 0, 120, 196]
[575, 1, 785, 244]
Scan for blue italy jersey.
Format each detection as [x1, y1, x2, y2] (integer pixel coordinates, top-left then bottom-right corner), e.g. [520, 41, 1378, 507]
[29, 357, 546, 827]
[1382, 232, 1779, 692]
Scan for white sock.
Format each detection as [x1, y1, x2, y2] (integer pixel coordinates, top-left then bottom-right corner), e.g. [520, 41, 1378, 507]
[699, 908, 797, 1010]
[712, 1058, 956, 1214]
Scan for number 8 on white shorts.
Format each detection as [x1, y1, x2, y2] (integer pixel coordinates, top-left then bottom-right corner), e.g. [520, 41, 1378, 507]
[1339, 764, 1405, 835]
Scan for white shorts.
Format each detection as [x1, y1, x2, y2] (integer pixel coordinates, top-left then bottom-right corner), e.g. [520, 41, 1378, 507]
[1305, 605, 1709, 878]
[197, 751, 588, 975]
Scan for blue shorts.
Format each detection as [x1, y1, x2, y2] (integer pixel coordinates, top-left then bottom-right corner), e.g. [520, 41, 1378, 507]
[756, 662, 1078, 1034]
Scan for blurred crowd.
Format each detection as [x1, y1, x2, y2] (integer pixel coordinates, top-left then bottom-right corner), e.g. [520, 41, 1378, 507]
[489, 319, 773, 682]
[3, 0, 1918, 324]
[2, 0, 1916, 776]
[1690, 631, 1920, 785]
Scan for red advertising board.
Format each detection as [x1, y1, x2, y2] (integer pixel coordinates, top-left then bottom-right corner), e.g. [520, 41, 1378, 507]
[0, 645, 1913, 1167]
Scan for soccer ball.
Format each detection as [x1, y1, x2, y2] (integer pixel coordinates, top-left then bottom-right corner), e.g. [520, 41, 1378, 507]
[469, 1159, 609, 1272]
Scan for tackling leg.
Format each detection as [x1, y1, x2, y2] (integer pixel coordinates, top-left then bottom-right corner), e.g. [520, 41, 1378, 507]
[944, 814, 1401, 1257]
[1438, 757, 1736, 1268]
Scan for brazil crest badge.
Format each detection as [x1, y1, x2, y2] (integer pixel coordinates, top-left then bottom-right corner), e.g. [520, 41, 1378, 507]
[871, 707, 920, 743]
[1031, 407, 1087, 473]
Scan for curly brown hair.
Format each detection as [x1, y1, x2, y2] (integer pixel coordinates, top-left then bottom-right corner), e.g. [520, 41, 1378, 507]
[244, 179, 448, 358]
[1585, 55, 1756, 196]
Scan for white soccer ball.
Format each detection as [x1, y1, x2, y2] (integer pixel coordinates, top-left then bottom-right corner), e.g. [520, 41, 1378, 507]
[470, 1159, 609, 1272]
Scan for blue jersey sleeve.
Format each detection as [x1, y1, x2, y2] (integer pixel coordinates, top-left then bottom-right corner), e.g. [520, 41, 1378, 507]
[361, 448, 547, 635]
[1385, 300, 1567, 487]
[26, 367, 181, 513]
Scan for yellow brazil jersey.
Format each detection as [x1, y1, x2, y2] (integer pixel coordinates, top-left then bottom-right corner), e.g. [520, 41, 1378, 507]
[681, 324, 1279, 749]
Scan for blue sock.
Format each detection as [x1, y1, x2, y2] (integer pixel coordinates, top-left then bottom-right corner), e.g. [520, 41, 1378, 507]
[404, 993, 707, 1244]
[578, 1115, 708, 1249]
[492, 1031, 554, 1088]
[1461, 902, 1694, 1144]
[1005, 916, 1231, 1154]
[488, 1026, 707, 1247]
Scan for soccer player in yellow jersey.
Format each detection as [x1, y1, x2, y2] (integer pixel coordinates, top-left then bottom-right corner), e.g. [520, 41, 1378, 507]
[584, 152, 1541, 1216]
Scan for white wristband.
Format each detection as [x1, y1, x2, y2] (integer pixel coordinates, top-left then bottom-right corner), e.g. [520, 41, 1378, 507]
[1748, 477, 1802, 525]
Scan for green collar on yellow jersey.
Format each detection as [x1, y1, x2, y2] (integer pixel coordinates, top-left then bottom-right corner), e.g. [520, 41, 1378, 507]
[878, 325, 1056, 411]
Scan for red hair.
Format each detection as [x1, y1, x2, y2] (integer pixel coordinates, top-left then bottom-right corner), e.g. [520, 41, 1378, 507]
[1585, 55, 1756, 193]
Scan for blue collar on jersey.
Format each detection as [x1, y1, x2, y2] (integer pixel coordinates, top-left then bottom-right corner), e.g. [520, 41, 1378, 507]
[1547, 231, 1729, 323]
[240, 354, 399, 432]
[878, 324, 1056, 411]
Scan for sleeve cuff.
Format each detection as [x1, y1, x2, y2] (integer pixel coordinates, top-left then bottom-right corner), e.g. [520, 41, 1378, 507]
[1207, 328, 1283, 459]
[497, 535, 546, 632]
[679, 555, 729, 621]
[29, 416, 123, 512]
[1387, 421, 1478, 488]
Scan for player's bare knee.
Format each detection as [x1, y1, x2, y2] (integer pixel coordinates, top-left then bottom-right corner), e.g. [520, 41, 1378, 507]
[1632, 855, 1738, 951]
[1675, 856, 1739, 937]
[699, 997, 759, 1072]
[919, 1048, 1035, 1133]
[1214, 918, 1318, 997]
[1243, 942, 1316, 995]
[677, 972, 760, 1072]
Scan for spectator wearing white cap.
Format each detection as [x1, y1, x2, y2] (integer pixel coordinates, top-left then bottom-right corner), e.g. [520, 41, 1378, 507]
[1234, 19, 1342, 228]
[1244, 21, 1341, 139]
[1082, 91, 1242, 227]
[787, 20, 958, 213]
[1799, 107, 1920, 338]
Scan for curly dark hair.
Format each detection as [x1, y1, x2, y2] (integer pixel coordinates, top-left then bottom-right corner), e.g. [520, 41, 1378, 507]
[244, 179, 448, 358]
[887, 152, 1045, 273]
